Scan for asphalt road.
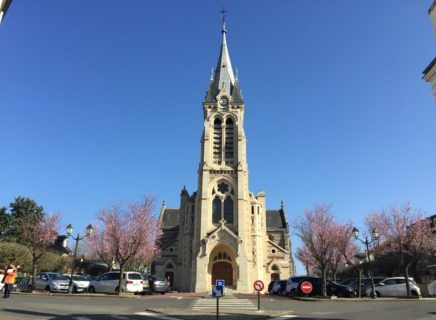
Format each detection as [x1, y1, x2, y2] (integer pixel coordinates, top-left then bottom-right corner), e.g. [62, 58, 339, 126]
[0, 293, 434, 320]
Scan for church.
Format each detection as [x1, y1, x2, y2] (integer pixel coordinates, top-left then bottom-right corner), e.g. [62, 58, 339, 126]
[154, 19, 295, 293]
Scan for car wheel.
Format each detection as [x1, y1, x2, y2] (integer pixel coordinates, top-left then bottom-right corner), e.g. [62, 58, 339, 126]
[45, 285, 51, 292]
[160, 292, 165, 295]
[73, 286, 78, 293]
[88, 286, 95, 293]
[411, 290, 418, 297]
[290, 289, 296, 297]
[375, 291, 381, 297]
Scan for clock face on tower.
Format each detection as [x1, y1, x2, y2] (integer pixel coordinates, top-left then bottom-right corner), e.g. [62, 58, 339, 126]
[219, 97, 229, 106]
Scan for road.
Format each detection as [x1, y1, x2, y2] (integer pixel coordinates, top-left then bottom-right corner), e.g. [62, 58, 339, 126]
[0, 293, 434, 320]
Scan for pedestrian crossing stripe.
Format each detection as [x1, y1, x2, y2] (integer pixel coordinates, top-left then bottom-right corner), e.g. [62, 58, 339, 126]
[192, 298, 257, 311]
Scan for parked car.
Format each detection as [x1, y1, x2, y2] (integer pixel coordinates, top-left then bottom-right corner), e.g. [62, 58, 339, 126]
[270, 280, 287, 295]
[366, 277, 421, 297]
[13, 277, 32, 292]
[88, 271, 143, 294]
[144, 275, 170, 294]
[348, 277, 386, 296]
[64, 275, 92, 293]
[268, 280, 278, 294]
[287, 276, 357, 297]
[35, 272, 69, 292]
[338, 278, 357, 286]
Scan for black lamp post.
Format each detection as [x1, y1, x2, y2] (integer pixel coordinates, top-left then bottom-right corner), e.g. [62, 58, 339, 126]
[66, 223, 93, 294]
[352, 227, 379, 299]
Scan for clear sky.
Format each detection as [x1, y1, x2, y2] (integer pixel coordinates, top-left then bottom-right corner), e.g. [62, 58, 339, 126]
[0, 1, 435, 275]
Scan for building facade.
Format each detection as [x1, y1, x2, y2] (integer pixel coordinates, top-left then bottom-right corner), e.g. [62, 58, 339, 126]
[423, 1, 436, 100]
[154, 21, 294, 293]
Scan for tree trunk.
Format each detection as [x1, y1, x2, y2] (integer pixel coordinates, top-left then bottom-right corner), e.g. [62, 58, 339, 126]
[117, 263, 124, 295]
[31, 256, 37, 293]
[404, 263, 411, 297]
[321, 266, 327, 297]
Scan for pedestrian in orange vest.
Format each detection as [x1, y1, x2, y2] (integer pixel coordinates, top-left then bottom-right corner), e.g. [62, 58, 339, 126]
[3, 264, 16, 299]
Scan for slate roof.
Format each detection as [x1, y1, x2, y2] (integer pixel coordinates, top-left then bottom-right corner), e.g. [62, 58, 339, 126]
[161, 209, 179, 227]
[266, 209, 287, 229]
[204, 22, 244, 104]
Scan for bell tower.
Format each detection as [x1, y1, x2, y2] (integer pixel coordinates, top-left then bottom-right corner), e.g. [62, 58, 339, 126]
[190, 15, 263, 293]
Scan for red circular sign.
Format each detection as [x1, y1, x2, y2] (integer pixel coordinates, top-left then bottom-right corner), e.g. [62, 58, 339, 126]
[253, 280, 264, 291]
[300, 281, 313, 294]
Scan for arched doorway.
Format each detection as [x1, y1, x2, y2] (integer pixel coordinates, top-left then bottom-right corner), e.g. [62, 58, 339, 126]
[271, 264, 280, 281]
[212, 261, 233, 286]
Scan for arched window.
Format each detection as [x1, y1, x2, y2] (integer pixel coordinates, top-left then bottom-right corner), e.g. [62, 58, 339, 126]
[225, 118, 234, 165]
[213, 118, 222, 164]
[224, 196, 233, 223]
[212, 196, 221, 224]
[166, 263, 174, 270]
[271, 265, 279, 271]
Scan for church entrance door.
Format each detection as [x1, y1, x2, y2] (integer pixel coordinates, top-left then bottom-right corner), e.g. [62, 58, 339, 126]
[212, 262, 233, 286]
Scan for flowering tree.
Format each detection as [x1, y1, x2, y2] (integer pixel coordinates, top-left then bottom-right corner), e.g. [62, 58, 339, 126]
[20, 213, 60, 291]
[88, 195, 159, 295]
[329, 222, 356, 282]
[294, 203, 337, 296]
[296, 246, 317, 276]
[366, 203, 436, 297]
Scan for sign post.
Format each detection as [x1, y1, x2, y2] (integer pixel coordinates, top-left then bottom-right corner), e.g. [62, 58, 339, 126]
[212, 280, 225, 320]
[253, 280, 264, 311]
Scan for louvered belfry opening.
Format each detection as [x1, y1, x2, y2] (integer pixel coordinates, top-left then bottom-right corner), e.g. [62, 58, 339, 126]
[213, 118, 223, 164]
[225, 118, 234, 165]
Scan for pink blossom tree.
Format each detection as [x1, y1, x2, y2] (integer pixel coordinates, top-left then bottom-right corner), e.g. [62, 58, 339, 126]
[296, 246, 317, 276]
[366, 203, 436, 297]
[294, 203, 338, 296]
[20, 212, 60, 291]
[329, 222, 356, 282]
[88, 195, 159, 295]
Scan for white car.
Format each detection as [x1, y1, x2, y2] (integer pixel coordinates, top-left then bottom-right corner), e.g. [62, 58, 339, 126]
[64, 275, 92, 293]
[367, 277, 421, 297]
[88, 271, 143, 294]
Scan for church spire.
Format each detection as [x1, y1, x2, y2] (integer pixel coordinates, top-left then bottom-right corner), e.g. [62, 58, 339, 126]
[205, 9, 243, 103]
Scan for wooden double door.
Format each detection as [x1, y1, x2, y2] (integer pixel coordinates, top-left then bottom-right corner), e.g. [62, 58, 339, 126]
[211, 261, 233, 286]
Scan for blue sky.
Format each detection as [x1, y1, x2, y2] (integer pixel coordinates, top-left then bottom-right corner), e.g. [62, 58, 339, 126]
[0, 1, 435, 275]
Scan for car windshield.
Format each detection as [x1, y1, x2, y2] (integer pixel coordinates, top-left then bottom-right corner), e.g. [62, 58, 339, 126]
[73, 275, 91, 281]
[49, 274, 69, 280]
[127, 273, 142, 280]
[154, 277, 166, 281]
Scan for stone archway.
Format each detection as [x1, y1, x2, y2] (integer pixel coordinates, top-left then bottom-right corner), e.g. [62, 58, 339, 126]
[208, 245, 237, 288]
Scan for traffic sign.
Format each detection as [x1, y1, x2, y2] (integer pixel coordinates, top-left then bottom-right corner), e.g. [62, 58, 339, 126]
[300, 281, 313, 294]
[253, 280, 264, 292]
[212, 285, 224, 297]
[216, 279, 225, 287]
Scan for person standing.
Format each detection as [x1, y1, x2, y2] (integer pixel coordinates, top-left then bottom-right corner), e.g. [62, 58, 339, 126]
[3, 265, 16, 299]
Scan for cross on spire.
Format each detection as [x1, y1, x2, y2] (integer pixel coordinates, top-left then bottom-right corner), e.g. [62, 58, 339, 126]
[220, 7, 227, 34]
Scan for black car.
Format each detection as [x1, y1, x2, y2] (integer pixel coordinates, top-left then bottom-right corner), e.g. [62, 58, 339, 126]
[295, 276, 357, 298]
[268, 280, 278, 294]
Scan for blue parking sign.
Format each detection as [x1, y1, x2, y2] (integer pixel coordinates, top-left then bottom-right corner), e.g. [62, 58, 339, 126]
[212, 285, 224, 297]
[216, 279, 225, 287]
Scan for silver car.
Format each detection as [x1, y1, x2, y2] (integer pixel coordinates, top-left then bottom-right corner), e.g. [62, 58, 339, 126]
[367, 277, 421, 297]
[64, 275, 91, 293]
[35, 272, 69, 292]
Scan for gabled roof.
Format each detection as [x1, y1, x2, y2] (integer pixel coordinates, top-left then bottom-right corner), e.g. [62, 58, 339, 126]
[266, 209, 287, 229]
[161, 209, 179, 228]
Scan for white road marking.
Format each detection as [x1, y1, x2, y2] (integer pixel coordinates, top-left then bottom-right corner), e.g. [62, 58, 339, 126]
[135, 311, 182, 320]
[269, 315, 298, 320]
[192, 298, 257, 311]
[177, 296, 183, 299]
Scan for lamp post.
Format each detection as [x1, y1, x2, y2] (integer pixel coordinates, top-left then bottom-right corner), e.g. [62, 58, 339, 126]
[66, 223, 93, 294]
[352, 227, 379, 299]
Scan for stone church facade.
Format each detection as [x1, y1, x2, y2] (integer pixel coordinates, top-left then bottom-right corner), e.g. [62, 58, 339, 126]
[154, 21, 295, 293]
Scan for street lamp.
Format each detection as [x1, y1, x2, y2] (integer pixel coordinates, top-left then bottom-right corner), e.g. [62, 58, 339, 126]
[66, 223, 93, 294]
[352, 227, 379, 299]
